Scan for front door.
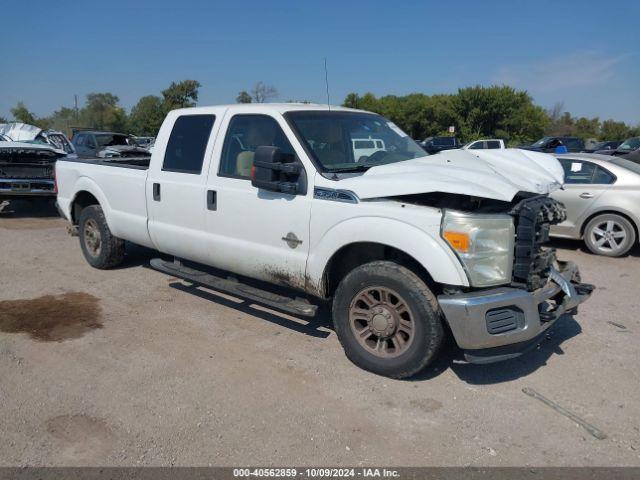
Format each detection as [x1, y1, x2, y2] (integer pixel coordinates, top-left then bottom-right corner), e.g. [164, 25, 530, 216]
[203, 113, 313, 291]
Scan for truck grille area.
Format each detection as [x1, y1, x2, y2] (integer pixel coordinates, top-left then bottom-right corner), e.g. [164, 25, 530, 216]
[0, 165, 54, 179]
[510, 196, 567, 290]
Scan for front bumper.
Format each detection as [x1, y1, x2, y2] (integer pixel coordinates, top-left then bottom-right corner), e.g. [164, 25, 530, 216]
[0, 179, 56, 197]
[437, 261, 593, 364]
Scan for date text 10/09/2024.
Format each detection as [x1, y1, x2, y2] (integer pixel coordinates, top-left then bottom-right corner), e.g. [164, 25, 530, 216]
[233, 468, 400, 478]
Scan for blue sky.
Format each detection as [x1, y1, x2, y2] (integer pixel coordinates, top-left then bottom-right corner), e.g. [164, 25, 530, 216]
[1, 0, 639, 124]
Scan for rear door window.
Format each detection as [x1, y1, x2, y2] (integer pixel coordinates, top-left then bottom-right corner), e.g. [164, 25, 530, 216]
[486, 140, 501, 149]
[559, 159, 615, 184]
[162, 115, 215, 174]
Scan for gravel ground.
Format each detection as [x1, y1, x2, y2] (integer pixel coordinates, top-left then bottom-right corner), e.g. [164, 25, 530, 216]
[1, 199, 639, 467]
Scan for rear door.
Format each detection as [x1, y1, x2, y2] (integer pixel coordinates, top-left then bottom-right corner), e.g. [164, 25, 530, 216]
[146, 109, 224, 264]
[203, 112, 313, 290]
[552, 158, 615, 237]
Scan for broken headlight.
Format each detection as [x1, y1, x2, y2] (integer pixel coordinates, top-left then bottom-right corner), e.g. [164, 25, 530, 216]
[441, 211, 515, 287]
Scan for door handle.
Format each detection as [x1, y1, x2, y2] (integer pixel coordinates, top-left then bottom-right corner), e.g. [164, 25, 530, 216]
[579, 192, 594, 199]
[153, 183, 161, 201]
[207, 190, 217, 211]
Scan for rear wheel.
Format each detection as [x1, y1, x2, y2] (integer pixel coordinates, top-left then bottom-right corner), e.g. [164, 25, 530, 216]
[332, 261, 444, 379]
[78, 205, 125, 268]
[584, 213, 636, 257]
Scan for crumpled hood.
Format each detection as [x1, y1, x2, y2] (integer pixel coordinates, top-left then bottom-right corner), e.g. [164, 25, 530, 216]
[0, 141, 67, 157]
[0, 123, 42, 141]
[332, 148, 564, 202]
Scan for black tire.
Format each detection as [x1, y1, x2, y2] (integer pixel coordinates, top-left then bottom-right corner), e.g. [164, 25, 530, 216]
[332, 261, 444, 379]
[78, 205, 125, 269]
[583, 213, 636, 257]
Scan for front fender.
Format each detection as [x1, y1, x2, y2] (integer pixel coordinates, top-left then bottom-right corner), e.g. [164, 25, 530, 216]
[306, 216, 469, 293]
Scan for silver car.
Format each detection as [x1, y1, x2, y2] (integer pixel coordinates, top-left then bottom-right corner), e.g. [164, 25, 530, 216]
[551, 153, 640, 256]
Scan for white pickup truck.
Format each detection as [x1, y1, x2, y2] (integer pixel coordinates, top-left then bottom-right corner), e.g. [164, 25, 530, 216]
[56, 104, 593, 378]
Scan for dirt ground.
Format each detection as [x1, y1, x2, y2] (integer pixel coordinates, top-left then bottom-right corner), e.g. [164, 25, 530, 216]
[1, 199, 639, 467]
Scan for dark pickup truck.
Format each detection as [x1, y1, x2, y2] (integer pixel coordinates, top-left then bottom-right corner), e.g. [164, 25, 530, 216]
[525, 136, 585, 153]
[419, 136, 460, 154]
[0, 143, 66, 200]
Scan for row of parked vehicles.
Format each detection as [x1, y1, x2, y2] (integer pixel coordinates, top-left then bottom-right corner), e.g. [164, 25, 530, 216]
[418, 134, 639, 157]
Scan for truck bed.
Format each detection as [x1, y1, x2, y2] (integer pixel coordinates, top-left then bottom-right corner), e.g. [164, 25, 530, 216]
[56, 156, 154, 248]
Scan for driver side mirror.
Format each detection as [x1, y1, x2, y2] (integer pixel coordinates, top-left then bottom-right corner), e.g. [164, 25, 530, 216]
[251, 146, 307, 195]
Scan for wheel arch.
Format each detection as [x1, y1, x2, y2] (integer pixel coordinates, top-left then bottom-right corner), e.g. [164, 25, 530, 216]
[322, 242, 439, 298]
[68, 177, 112, 226]
[306, 218, 468, 298]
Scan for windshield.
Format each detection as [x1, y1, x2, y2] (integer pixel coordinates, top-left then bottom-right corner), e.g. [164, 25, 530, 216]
[618, 137, 640, 151]
[285, 111, 427, 172]
[95, 134, 134, 148]
[532, 137, 552, 147]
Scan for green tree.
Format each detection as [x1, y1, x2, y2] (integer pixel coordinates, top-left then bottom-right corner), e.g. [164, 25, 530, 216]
[343, 93, 361, 109]
[10, 102, 39, 125]
[79, 93, 127, 131]
[129, 95, 164, 136]
[236, 91, 252, 103]
[574, 117, 600, 139]
[161, 79, 201, 111]
[600, 120, 634, 140]
[41, 106, 78, 137]
[453, 85, 547, 144]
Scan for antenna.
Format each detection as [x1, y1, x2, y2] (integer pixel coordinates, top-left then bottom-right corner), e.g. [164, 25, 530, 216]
[324, 57, 331, 110]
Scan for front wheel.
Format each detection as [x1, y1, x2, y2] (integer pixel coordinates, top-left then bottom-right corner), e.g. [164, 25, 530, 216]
[78, 205, 125, 269]
[584, 213, 636, 257]
[332, 261, 444, 379]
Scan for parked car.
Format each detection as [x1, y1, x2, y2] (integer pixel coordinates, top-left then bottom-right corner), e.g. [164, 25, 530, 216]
[72, 131, 151, 159]
[462, 139, 505, 150]
[526, 136, 585, 153]
[551, 153, 640, 257]
[598, 136, 640, 157]
[583, 140, 621, 153]
[0, 122, 75, 157]
[419, 136, 460, 154]
[56, 103, 592, 379]
[0, 142, 66, 201]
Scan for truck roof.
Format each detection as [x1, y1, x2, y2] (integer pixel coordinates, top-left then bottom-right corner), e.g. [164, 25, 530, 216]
[169, 103, 368, 116]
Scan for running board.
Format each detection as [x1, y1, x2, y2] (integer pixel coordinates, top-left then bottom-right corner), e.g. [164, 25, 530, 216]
[150, 258, 318, 317]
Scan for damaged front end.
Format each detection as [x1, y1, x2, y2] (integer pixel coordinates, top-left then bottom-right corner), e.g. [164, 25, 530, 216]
[428, 192, 594, 363]
[0, 144, 65, 198]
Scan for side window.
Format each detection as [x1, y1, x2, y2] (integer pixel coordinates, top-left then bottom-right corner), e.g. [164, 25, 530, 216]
[592, 166, 615, 184]
[86, 135, 96, 149]
[162, 114, 215, 174]
[486, 140, 501, 149]
[219, 115, 295, 179]
[75, 134, 85, 146]
[469, 141, 484, 150]
[559, 159, 598, 184]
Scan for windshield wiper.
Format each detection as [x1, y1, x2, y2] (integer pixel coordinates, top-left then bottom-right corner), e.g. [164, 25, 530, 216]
[328, 164, 371, 173]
